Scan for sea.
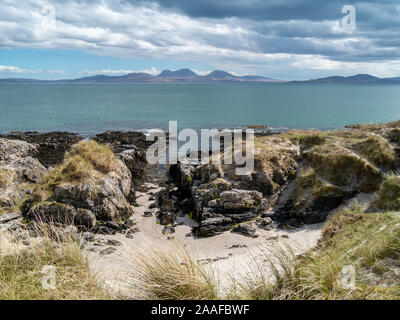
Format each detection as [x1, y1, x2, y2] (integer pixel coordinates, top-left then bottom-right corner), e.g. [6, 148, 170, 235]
[1, 82, 400, 137]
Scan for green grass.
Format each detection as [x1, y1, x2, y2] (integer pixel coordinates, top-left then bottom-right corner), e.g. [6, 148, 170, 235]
[0, 225, 109, 300]
[305, 143, 383, 192]
[25, 140, 119, 207]
[234, 210, 400, 300]
[376, 175, 400, 211]
[351, 135, 396, 170]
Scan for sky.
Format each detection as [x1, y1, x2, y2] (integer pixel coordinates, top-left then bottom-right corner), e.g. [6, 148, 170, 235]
[0, 0, 400, 80]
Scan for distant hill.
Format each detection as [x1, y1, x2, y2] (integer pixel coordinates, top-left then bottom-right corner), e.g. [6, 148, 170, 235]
[3, 70, 399, 84]
[158, 68, 198, 78]
[0, 69, 281, 84]
[292, 74, 400, 84]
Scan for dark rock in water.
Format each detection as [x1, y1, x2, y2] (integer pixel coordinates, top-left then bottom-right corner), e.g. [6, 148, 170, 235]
[94, 131, 153, 151]
[74, 209, 96, 229]
[232, 224, 259, 238]
[0, 132, 83, 167]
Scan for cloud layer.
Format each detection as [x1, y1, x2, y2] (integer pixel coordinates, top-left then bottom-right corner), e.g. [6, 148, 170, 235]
[0, 0, 399, 79]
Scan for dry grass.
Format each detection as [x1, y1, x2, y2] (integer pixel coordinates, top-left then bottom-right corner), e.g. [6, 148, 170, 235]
[0, 168, 13, 189]
[67, 140, 117, 173]
[125, 243, 218, 300]
[0, 224, 109, 300]
[346, 119, 400, 130]
[25, 140, 118, 206]
[376, 175, 400, 211]
[305, 143, 383, 192]
[232, 245, 298, 300]
[234, 210, 400, 300]
[351, 135, 396, 170]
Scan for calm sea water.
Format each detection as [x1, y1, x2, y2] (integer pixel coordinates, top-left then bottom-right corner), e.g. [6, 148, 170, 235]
[1, 83, 400, 136]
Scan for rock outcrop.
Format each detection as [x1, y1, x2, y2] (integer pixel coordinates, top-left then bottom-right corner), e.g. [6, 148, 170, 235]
[275, 130, 392, 224]
[0, 132, 83, 168]
[94, 131, 153, 186]
[168, 128, 400, 233]
[0, 138, 47, 210]
[168, 137, 299, 236]
[22, 140, 134, 228]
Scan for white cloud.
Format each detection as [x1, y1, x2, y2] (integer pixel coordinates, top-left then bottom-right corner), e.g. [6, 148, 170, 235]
[82, 67, 160, 75]
[0, 65, 41, 74]
[48, 69, 66, 75]
[0, 0, 399, 78]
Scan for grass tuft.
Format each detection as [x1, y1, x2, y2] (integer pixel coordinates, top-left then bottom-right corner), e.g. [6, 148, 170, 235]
[26, 140, 118, 206]
[126, 243, 218, 300]
[0, 223, 108, 300]
[376, 175, 400, 211]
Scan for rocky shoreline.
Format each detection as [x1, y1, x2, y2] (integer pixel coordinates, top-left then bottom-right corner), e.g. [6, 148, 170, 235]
[1, 122, 400, 244]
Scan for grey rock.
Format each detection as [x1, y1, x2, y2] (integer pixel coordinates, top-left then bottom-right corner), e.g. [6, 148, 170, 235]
[94, 225, 117, 235]
[74, 209, 97, 229]
[232, 224, 259, 238]
[27, 202, 77, 225]
[123, 219, 135, 229]
[258, 217, 273, 227]
[162, 226, 175, 235]
[149, 202, 157, 209]
[158, 212, 176, 225]
[100, 247, 117, 255]
[143, 211, 153, 217]
[81, 232, 95, 242]
[107, 239, 122, 246]
[126, 226, 141, 238]
[0, 212, 22, 224]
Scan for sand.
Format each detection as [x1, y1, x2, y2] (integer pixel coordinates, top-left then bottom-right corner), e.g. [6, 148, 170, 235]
[88, 182, 323, 297]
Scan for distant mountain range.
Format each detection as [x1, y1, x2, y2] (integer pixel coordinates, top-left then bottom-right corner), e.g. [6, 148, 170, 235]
[1, 70, 400, 84]
[292, 74, 400, 84]
[0, 68, 280, 84]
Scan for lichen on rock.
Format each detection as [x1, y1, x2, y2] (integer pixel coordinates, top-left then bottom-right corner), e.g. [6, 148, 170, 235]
[23, 140, 134, 225]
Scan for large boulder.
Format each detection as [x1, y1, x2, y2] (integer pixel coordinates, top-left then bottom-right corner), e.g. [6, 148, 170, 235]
[169, 136, 298, 237]
[23, 140, 134, 227]
[0, 138, 47, 211]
